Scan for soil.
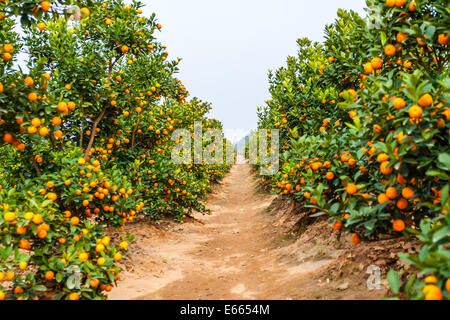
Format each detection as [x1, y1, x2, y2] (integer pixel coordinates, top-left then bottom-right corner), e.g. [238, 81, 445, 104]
[108, 162, 418, 300]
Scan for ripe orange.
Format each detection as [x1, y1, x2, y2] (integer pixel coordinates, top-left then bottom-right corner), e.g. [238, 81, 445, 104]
[121, 45, 129, 53]
[37, 22, 46, 31]
[384, 44, 396, 56]
[397, 32, 408, 43]
[114, 253, 122, 262]
[393, 97, 406, 109]
[346, 183, 357, 195]
[380, 161, 393, 175]
[68, 292, 80, 300]
[80, 7, 90, 18]
[47, 192, 57, 201]
[52, 117, 62, 126]
[70, 216, 80, 225]
[386, 0, 395, 7]
[438, 34, 449, 46]
[31, 118, 41, 127]
[424, 276, 438, 284]
[3, 133, 13, 143]
[97, 257, 106, 266]
[395, 0, 406, 6]
[422, 285, 443, 300]
[386, 187, 398, 199]
[364, 62, 373, 74]
[402, 187, 414, 199]
[418, 94, 433, 107]
[41, 1, 51, 11]
[393, 219, 405, 232]
[45, 271, 55, 280]
[378, 193, 390, 204]
[28, 92, 38, 101]
[408, 105, 423, 119]
[377, 153, 389, 163]
[332, 220, 342, 231]
[24, 76, 34, 86]
[326, 172, 334, 180]
[371, 57, 383, 69]
[4, 212, 16, 222]
[3, 44, 13, 53]
[351, 233, 360, 244]
[39, 127, 49, 136]
[397, 198, 408, 210]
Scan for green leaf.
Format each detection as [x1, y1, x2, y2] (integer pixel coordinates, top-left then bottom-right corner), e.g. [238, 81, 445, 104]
[387, 270, 400, 295]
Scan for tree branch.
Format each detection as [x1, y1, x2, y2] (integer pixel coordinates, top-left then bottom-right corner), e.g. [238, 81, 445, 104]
[131, 113, 142, 149]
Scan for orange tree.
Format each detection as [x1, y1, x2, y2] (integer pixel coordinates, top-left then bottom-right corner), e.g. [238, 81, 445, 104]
[0, 0, 230, 300]
[256, 0, 449, 299]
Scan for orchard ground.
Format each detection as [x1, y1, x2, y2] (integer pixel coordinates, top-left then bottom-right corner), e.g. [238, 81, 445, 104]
[108, 160, 414, 300]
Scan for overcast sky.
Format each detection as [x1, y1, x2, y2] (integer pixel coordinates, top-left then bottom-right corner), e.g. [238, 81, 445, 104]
[141, 0, 366, 142]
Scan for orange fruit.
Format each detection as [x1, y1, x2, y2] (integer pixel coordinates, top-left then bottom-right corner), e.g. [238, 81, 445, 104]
[408, 1, 416, 11]
[386, 187, 398, 199]
[395, 0, 406, 6]
[70, 216, 80, 225]
[393, 97, 406, 109]
[397, 198, 408, 210]
[422, 285, 443, 300]
[438, 34, 449, 46]
[24, 77, 34, 86]
[408, 105, 423, 119]
[401, 187, 415, 199]
[326, 172, 334, 180]
[97, 257, 106, 266]
[28, 92, 38, 101]
[4, 212, 16, 222]
[31, 118, 41, 127]
[39, 127, 49, 136]
[332, 220, 342, 231]
[371, 57, 383, 69]
[380, 161, 393, 175]
[397, 32, 408, 43]
[121, 45, 129, 53]
[364, 62, 373, 74]
[378, 193, 390, 204]
[351, 233, 360, 244]
[346, 183, 357, 195]
[3, 133, 13, 143]
[384, 44, 396, 56]
[393, 219, 405, 232]
[424, 276, 438, 284]
[45, 271, 55, 280]
[418, 94, 433, 107]
[80, 7, 90, 18]
[68, 292, 80, 300]
[47, 192, 57, 201]
[52, 116, 62, 126]
[386, 0, 395, 7]
[377, 153, 389, 163]
[3, 44, 13, 53]
[41, 1, 51, 11]
[37, 22, 46, 31]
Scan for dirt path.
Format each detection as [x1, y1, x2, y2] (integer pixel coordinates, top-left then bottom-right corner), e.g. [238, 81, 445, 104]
[108, 162, 384, 300]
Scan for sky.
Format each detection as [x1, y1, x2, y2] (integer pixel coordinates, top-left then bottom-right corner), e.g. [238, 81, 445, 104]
[141, 0, 367, 143]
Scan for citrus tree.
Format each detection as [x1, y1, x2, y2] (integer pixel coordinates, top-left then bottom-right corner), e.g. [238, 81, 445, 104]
[256, 0, 449, 299]
[0, 0, 230, 300]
